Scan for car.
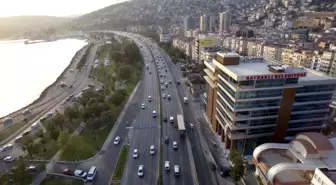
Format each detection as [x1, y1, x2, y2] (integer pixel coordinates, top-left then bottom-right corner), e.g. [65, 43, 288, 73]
[173, 141, 178, 150]
[14, 136, 22, 143]
[177, 81, 181, 85]
[164, 161, 170, 171]
[161, 81, 164, 84]
[149, 72, 152, 74]
[114, 136, 120, 145]
[26, 166, 37, 173]
[163, 116, 167, 122]
[163, 94, 166, 98]
[174, 165, 180, 176]
[190, 123, 195, 130]
[0, 144, 13, 152]
[164, 136, 169, 144]
[162, 87, 164, 91]
[69, 85, 73, 88]
[3, 156, 14, 162]
[63, 169, 74, 176]
[133, 149, 139, 158]
[167, 95, 171, 100]
[152, 110, 157, 117]
[150, 145, 155, 155]
[74, 170, 87, 178]
[141, 103, 145, 109]
[148, 96, 152, 102]
[87, 166, 97, 181]
[165, 69, 168, 72]
[170, 116, 174, 123]
[169, 80, 172, 84]
[138, 165, 144, 177]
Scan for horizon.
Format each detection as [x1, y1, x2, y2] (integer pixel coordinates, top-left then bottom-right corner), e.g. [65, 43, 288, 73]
[0, 0, 126, 17]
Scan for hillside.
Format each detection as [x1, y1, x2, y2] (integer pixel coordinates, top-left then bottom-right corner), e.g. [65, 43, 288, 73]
[67, 0, 229, 30]
[0, 16, 72, 39]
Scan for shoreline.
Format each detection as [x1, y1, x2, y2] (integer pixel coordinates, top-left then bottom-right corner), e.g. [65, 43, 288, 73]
[0, 43, 89, 120]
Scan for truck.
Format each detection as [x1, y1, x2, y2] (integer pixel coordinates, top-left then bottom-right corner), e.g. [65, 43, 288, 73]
[177, 114, 186, 136]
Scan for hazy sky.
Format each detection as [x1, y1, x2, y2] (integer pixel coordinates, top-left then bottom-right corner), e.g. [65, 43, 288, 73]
[0, 0, 123, 17]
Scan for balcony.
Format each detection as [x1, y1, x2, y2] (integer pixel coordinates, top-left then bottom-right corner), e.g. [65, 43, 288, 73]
[204, 60, 215, 72]
[204, 68, 217, 81]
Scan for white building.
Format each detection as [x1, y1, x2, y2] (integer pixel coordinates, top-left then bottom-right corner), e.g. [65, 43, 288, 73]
[200, 15, 213, 32]
[253, 132, 336, 185]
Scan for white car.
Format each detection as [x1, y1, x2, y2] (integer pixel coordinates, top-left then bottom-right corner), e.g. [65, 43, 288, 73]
[148, 96, 152, 102]
[163, 94, 166, 98]
[167, 95, 171, 100]
[74, 170, 87, 178]
[133, 149, 139, 158]
[173, 141, 178, 150]
[150, 145, 155, 155]
[141, 103, 146, 109]
[3, 156, 14, 162]
[165, 161, 170, 171]
[0, 144, 13, 152]
[114, 136, 120, 145]
[138, 165, 144, 177]
[190, 123, 195, 129]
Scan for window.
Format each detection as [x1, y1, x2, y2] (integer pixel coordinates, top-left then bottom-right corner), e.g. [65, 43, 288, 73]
[251, 109, 279, 117]
[296, 84, 336, 93]
[249, 118, 277, 126]
[239, 80, 254, 87]
[236, 89, 282, 99]
[290, 112, 327, 120]
[255, 79, 285, 88]
[292, 103, 330, 112]
[218, 88, 235, 108]
[235, 99, 281, 109]
[285, 78, 298, 84]
[295, 94, 332, 103]
[218, 79, 235, 97]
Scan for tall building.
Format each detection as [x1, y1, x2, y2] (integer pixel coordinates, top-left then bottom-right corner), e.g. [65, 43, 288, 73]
[200, 15, 213, 32]
[253, 132, 336, 185]
[203, 52, 336, 155]
[219, 12, 231, 32]
[183, 16, 195, 31]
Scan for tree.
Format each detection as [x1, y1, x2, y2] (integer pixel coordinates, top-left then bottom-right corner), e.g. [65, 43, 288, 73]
[57, 131, 70, 149]
[118, 65, 133, 80]
[64, 106, 79, 124]
[0, 174, 11, 185]
[11, 157, 31, 184]
[24, 143, 39, 157]
[61, 135, 95, 161]
[322, 125, 332, 136]
[51, 114, 67, 131]
[110, 89, 128, 108]
[229, 149, 246, 185]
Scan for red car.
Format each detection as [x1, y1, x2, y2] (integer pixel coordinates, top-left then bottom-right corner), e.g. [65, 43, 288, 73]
[63, 169, 74, 176]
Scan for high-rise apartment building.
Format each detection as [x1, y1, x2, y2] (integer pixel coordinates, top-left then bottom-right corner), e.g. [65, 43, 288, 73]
[219, 12, 231, 32]
[203, 52, 336, 155]
[183, 15, 195, 31]
[200, 15, 213, 32]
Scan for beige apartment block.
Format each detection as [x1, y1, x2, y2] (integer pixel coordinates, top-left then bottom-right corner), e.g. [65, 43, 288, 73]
[263, 45, 283, 62]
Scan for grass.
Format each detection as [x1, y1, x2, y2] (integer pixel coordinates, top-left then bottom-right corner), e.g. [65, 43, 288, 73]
[110, 183, 121, 185]
[112, 145, 129, 180]
[41, 175, 83, 185]
[157, 143, 163, 185]
[0, 112, 40, 141]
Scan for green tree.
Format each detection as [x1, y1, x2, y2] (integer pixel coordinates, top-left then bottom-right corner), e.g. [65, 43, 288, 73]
[24, 143, 39, 158]
[118, 65, 133, 80]
[57, 131, 70, 149]
[11, 157, 31, 184]
[0, 174, 11, 185]
[51, 114, 67, 131]
[110, 89, 127, 108]
[64, 106, 79, 124]
[61, 135, 95, 161]
[322, 126, 332, 136]
[229, 149, 246, 185]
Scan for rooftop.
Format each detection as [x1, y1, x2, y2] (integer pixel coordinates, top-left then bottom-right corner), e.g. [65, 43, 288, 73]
[213, 54, 336, 83]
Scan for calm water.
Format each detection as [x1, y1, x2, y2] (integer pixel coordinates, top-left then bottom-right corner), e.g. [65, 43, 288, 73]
[0, 39, 87, 117]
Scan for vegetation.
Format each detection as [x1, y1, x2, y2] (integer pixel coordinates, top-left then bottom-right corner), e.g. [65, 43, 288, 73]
[159, 41, 187, 63]
[110, 183, 120, 185]
[40, 175, 83, 185]
[76, 44, 93, 70]
[322, 125, 332, 136]
[0, 157, 42, 185]
[229, 149, 247, 185]
[96, 44, 111, 60]
[112, 145, 129, 180]
[157, 143, 163, 185]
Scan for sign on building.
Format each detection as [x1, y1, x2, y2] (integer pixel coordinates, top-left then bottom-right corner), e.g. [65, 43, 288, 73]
[199, 38, 214, 47]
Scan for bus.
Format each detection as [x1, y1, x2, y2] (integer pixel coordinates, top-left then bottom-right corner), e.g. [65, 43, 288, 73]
[177, 114, 185, 136]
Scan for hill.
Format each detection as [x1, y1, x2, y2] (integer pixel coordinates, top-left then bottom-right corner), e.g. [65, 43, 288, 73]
[0, 16, 72, 39]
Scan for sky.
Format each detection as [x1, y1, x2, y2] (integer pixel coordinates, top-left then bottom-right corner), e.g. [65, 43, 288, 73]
[0, 0, 123, 17]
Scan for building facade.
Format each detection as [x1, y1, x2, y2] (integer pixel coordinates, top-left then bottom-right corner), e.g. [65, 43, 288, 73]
[219, 11, 231, 32]
[263, 45, 283, 62]
[200, 15, 213, 32]
[204, 52, 336, 155]
[184, 15, 195, 31]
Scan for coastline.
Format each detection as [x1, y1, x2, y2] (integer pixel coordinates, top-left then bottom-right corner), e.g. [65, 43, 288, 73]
[0, 43, 89, 121]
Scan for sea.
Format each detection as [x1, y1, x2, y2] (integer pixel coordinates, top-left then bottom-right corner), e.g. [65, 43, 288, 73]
[0, 39, 87, 117]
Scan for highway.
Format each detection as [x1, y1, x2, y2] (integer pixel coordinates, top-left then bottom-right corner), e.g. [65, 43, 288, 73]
[161, 48, 218, 185]
[121, 35, 160, 185]
[0, 44, 100, 172]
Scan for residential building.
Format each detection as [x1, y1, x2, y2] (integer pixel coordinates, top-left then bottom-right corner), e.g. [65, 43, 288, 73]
[253, 132, 336, 185]
[200, 48, 223, 62]
[282, 47, 295, 65]
[203, 52, 336, 155]
[184, 15, 195, 31]
[247, 40, 264, 57]
[282, 48, 313, 68]
[311, 51, 335, 75]
[238, 39, 248, 56]
[172, 37, 193, 58]
[192, 37, 221, 63]
[263, 45, 283, 62]
[223, 36, 232, 50]
[200, 15, 213, 32]
[159, 27, 172, 43]
[219, 11, 231, 32]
